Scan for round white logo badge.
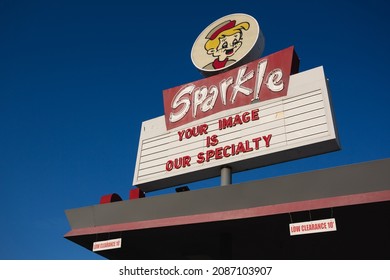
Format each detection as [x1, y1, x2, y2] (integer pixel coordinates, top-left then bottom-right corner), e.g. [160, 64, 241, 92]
[191, 13, 264, 77]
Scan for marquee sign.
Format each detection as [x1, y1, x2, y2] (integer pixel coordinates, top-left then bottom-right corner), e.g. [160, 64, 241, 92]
[133, 65, 340, 192]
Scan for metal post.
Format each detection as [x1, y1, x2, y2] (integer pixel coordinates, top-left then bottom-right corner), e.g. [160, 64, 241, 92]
[221, 166, 232, 186]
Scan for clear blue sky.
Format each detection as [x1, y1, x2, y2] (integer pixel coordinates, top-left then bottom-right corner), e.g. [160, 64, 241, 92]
[0, 0, 389, 260]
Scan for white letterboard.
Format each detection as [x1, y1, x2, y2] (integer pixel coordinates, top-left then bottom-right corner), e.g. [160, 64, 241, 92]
[133, 66, 340, 192]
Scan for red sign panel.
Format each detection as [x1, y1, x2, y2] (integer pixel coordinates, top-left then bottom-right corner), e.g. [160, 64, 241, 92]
[163, 46, 299, 130]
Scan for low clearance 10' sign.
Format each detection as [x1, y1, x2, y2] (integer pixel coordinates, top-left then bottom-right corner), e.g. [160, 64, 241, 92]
[163, 46, 299, 130]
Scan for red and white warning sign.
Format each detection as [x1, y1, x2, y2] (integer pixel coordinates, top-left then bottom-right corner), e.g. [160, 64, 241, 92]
[289, 218, 337, 236]
[92, 238, 122, 252]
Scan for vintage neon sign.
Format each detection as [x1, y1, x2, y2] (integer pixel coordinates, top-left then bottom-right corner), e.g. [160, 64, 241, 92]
[133, 13, 339, 192]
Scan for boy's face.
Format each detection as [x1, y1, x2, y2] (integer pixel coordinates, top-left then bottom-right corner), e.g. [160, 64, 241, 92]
[213, 32, 243, 60]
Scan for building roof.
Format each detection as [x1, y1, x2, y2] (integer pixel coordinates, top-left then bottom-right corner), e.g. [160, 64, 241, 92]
[65, 158, 390, 259]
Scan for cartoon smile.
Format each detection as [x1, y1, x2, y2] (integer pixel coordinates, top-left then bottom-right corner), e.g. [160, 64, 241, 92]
[225, 48, 234, 55]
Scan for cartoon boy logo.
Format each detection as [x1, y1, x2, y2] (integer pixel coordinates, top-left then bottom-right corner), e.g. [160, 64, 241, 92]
[203, 20, 250, 70]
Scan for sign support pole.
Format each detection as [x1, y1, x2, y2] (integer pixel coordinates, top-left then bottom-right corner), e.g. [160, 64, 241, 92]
[221, 166, 232, 186]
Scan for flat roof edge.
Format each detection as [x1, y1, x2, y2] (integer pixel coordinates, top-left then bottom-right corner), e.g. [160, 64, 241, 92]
[65, 158, 390, 233]
[65, 189, 390, 237]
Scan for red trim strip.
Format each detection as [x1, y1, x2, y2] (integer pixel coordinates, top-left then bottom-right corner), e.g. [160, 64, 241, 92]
[65, 190, 390, 237]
